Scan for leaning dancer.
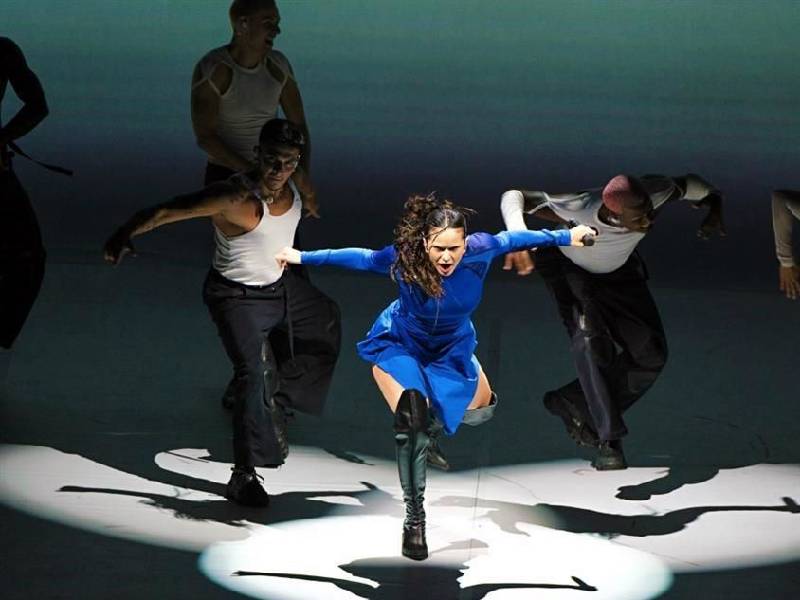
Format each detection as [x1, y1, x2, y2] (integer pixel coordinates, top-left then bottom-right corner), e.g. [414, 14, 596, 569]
[501, 173, 725, 470]
[104, 119, 340, 506]
[276, 195, 596, 560]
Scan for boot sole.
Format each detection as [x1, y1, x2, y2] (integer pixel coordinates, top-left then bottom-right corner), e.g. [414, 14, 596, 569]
[402, 548, 429, 561]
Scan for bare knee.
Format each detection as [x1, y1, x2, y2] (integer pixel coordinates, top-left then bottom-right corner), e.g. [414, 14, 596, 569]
[467, 369, 492, 410]
[372, 365, 404, 413]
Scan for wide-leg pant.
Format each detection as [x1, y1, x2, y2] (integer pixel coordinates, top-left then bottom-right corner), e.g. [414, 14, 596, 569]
[203, 269, 340, 468]
[536, 247, 668, 441]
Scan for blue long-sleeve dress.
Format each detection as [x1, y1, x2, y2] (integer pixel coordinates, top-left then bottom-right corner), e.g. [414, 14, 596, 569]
[301, 229, 572, 435]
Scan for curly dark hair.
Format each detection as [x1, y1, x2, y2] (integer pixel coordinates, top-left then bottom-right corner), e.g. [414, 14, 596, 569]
[391, 193, 475, 298]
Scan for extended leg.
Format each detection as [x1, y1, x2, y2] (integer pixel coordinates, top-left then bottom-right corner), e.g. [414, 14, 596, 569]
[536, 248, 601, 447]
[394, 388, 430, 560]
[203, 273, 286, 505]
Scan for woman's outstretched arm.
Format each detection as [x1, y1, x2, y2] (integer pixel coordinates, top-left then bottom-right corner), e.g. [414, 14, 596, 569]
[275, 245, 396, 274]
[467, 226, 597, 261]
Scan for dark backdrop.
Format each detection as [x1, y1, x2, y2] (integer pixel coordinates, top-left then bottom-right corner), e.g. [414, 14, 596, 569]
[2, 0, 798, 289]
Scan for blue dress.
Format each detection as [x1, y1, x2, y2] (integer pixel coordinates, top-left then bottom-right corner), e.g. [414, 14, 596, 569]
[301, 229, 572, 435]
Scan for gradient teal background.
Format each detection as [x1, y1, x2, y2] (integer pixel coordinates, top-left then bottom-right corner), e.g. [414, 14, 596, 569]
[3, 5, 800, 599]
[2, 0, 799, 285]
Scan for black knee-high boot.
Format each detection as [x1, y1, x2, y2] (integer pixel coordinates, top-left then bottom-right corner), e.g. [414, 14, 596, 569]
[394, 388, 430, 560]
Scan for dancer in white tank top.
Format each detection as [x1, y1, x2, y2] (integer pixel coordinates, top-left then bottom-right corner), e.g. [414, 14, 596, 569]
[104, 120, 340, 507]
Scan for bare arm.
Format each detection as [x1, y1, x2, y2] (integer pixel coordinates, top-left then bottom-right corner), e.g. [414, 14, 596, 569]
[772, 189, 800, 299]
[772, 190, 799, 267]
[0, 39, 49, 168]
[190, 62, 253, 173]
[104, 182, 242, 265]
[279, 74, 311, 173]
[278, 70, 318, 217]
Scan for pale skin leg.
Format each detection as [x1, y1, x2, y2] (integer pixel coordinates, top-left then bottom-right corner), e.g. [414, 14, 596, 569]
[372, 364, 492, 414]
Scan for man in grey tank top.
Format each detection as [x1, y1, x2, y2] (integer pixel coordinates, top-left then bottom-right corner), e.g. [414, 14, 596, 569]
[103, 120, 340, 506]
[190, 0, 315, 210]
[501, 173, 725, 470]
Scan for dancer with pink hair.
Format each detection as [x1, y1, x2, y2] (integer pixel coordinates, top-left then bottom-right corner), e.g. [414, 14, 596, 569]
[500, 174, 725, 470]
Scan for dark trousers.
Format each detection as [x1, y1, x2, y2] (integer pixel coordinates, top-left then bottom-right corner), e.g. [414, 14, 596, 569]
[203, 269, 340, 468]
[536, 246, 668, 441]
[0, 167, 46, 349]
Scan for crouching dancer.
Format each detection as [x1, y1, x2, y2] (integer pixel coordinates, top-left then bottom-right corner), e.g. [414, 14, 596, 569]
[276, 194, 596, 559]
[501, 173, 725, 470]
[104, 119, 340, 506]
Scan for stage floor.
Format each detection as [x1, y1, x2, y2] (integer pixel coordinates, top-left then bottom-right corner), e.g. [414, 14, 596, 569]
[2, 259, 799, 599]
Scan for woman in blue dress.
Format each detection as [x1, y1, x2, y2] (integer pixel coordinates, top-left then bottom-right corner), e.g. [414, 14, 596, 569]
[275, 194, 596, 560]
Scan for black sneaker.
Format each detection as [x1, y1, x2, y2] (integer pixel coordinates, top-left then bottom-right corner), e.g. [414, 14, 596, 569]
[226, 467, 270, 506]
[543, 391, 598, 447]
[592, 440, 627, 471]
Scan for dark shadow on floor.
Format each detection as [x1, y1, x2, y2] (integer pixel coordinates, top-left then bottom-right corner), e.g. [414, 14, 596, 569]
[58, 480, 397, 527]
[233, 559, 597, 599]
[616, 466, 722, 501]
[435, 495, 800, 538]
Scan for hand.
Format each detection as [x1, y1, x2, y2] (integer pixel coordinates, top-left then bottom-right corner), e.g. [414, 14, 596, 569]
[569, 224, 598, 247]
[302, 188, 320, 219]
[502, 250, 535, 276]
[291, 168, 319, 219]
[697, 197, 726, 239]
[103, 228, 136, 265]
[275, 246, 301, 269]
[779, 265, 800, 300]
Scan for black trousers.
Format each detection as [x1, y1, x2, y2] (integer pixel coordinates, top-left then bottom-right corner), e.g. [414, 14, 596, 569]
[203, 269, 341, 468]
[536, 246, 668, 441]
[0, 167, 46, 349]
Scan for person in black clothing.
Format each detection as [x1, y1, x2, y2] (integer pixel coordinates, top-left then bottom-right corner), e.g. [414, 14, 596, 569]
[104, 120, 340, 506]
[501, 173, 725, 470]
[0, 38, 49, 353]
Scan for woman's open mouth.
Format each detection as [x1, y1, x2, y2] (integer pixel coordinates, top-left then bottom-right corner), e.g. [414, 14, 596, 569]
[437, 264, 454, 275]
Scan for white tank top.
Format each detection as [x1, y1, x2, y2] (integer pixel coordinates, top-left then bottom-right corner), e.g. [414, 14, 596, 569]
[194, 46, 293, 165]
[213, 178, 301, 286]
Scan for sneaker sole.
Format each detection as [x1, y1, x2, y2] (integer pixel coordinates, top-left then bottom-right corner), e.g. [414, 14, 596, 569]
[543, 393, 598, 447]
[591, 458, 628, 471]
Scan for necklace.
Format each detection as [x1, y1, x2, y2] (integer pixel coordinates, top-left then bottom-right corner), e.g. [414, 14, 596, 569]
[259, 184, 284, 206]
